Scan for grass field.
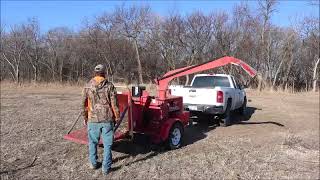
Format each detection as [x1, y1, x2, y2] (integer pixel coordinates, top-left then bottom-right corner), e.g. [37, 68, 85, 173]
[1, 83, 319, 179]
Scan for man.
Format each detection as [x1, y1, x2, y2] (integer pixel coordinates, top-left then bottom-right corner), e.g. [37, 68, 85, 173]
[81, 64, 120, 175]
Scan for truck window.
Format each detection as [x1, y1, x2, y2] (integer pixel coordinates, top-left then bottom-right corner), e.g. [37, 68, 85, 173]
[235, 78, 242, 89]
[231, 77, 238, 89]
[192, 76, 231, 88]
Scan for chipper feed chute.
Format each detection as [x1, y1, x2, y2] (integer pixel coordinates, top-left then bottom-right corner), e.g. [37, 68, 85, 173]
[63, 126, 129, 145]
[64, 93, 131, 145]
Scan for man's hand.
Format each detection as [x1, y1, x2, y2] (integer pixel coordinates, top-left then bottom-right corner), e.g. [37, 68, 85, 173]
[114, 117, 120, 125]
[83, 117, 88, 126]
[81, 110, 88, 126]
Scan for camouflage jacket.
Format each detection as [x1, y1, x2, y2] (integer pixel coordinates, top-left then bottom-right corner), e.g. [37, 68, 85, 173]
[81, 76, 120, 123]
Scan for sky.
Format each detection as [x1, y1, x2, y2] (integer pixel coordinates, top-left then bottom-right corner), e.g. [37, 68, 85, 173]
[1, 0, 319, 33]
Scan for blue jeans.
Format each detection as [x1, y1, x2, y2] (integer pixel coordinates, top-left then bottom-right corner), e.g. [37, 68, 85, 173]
[87, 122, 113, 173]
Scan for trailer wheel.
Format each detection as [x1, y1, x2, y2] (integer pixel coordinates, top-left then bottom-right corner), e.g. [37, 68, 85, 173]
[167, 123, 183, 149]
[221, 99, 232, 127]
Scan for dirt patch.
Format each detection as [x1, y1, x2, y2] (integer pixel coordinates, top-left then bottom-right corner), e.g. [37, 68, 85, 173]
[1, 86, 319, 179]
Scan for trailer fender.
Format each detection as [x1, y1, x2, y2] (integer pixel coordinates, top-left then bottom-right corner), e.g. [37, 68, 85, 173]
[159, 118, 183, 142]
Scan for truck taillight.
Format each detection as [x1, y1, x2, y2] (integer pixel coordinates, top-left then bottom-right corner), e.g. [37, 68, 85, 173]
[217, 91, 223, 103]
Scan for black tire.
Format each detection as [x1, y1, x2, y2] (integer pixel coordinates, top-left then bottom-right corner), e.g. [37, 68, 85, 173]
[167, 122, 184, 150]
[205, 114, 216, 126]
[221, 99, 232, 127]
[239, 97, 247, 115]
[188, 118, 194, 127]
[197, 114, 209, 123]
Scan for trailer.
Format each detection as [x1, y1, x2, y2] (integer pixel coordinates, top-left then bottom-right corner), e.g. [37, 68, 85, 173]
[64, 56, 257, 149]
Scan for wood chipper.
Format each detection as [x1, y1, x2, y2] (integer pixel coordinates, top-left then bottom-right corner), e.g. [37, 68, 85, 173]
[64, 56, 257, 149]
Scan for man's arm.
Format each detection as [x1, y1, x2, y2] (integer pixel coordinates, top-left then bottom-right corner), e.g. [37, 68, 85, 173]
[81, 88, 88, 125]
[108, 84, 120, 122]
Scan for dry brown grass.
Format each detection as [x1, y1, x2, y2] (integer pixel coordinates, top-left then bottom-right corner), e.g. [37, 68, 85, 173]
[1, 83, 319, 179]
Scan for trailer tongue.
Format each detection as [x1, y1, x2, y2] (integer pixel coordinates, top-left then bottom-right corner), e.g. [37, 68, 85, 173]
[64, 56, 257, 149]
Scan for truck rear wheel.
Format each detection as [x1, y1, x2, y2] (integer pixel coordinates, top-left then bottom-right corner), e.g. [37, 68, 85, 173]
[221, 99, 232, 127]
[238, 97, 247, 115]
[167, 123, 184, 150]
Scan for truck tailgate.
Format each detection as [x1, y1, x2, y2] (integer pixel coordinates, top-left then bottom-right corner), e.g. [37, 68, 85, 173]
[183, 88, 218, 105]
[170, 86, 218, 105]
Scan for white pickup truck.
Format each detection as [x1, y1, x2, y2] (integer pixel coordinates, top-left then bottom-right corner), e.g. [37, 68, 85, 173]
[169, 74, 247, 126]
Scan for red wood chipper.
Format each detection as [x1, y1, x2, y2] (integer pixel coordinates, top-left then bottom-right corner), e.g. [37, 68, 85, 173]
[64, 56, 257, 149]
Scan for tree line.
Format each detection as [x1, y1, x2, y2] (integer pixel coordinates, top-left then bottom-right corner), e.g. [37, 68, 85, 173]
[1, 0, 319, 91]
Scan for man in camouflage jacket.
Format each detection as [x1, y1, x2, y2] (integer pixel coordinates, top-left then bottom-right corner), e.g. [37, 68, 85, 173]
[81, 64, 120, 175]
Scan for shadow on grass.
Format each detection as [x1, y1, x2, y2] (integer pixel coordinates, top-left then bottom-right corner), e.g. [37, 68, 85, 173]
[110, 150, 160, 172]
[234, 106, 261, 122]
[183, 119, 218, 146]
[108, 106, 284, 172]
[110, 135, 164, 172]
[235, 121, 284, 126]
[0, 156, 37, 175]
[109, 117, 218, 171]
[232, 106, 284, 127]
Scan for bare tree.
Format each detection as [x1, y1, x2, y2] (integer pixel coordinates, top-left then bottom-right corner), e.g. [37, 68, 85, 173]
[155, 13, 185, 72]
[258, 0, 277, 90]
[211, 12, 232, 57]
[271, 29, 295, 89]
[22, 18, 43, 82]
[2, 25, 26, 83]
[313, 58, 320, 92]
[300, 16, 320, 91]
[308, 0, 320, 6]
[113, 5, 151, 84]
[181, 12, 213, 84]
[45, 27, 73, 82]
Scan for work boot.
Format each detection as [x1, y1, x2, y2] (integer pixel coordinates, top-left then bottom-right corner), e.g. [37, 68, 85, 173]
[102, 170, 109, 176]
[89, 162, 101, 169]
